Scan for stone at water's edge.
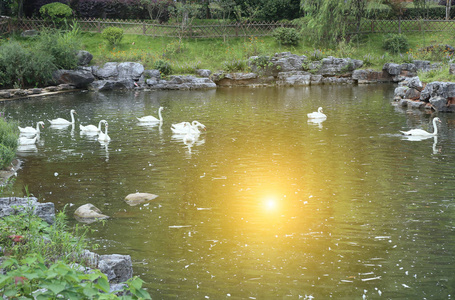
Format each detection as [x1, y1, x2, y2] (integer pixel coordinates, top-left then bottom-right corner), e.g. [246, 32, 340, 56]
[0, 197, 55, 224]
[124, 192, 159, 206]
[74, 203, 109, 223]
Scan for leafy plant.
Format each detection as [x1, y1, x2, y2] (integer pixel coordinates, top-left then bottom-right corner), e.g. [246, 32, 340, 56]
[382, 33, 409, 54]
[272, 27, 300, 46]
[102, 26, 124, 47]
[0, 253, 151, 299]
[0, 112, 18, 170]
[39, 2, 73, 27]
[222, 58, 248, 72]
[153, 59, 172, 75]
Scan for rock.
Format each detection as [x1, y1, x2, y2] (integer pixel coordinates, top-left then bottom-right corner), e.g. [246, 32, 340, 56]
[406, 76, 423, 91]
[420, 81, 447, 101]
[98, 254, 133, 283]
[117, 62, 144, 81]
[404, 88, 421, 100]
[144, 69, 161, 80]
[430, 96, 448, 112]
[249, 52, 307, 76]
[0, 91, 12, 98]
[146, 75, 216, 90]
[77, 50, 93, 66]
[21, 30, 39, 37]
[383, 63, 402, 76]
[0, 197, 55, 224]
[90, 79, 135, 91]
[316, 56, 363, 76]
[124, 193, 159, 206]
[74, 204, 109, 223]
[450, 63, 455, 75]
[52, 68, 95, 88]
[276, 71, 311, 86]
[94, 62, 119, 79]
[196, 69, 211, 77]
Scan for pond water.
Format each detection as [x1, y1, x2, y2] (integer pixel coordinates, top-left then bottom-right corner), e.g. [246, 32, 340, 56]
[2, 84, 455, 299]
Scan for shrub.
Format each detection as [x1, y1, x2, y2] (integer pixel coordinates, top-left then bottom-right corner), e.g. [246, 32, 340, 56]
[153, 59, 172, 75]
[272, 27, 300, 46]
[222, 59, 248, 72]
[382, 33, 409, 54]
[35, 28, 80, 70]
[0, 116, 18, 170]
[101, 26, 124, 47]
[39, 2, 73, 27]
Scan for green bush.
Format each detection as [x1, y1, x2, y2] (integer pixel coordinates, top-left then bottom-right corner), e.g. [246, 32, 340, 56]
[153, 59, 172, 75]
[222, 59, 248, 72]
[0, 115, 18, 170]
[39, 2, 73, 27]
[382, 34, 409, 54]
[0, 253, 151, 299]
[35, 28, 80, 70]
[272, 27, 300, 46]
[101, 26, 124, 47]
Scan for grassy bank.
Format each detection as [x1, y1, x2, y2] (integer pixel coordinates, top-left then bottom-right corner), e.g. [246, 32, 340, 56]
[79, 29, 455, 75]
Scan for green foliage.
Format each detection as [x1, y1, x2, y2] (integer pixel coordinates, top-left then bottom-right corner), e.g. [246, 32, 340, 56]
[153, 59, 172, 75]
[307, 49, 325, 61]
[0, 116, 19, 170]
[0, 253, 151, 299]
[163, 40, 187, 58]
[242, 36, 265, 57]
[272, 27, 300, 46]
[173, 61, 201, 74]
[222, 58, 248, 72]
[39, 2, 73, 26]
[35, 27, 80, 70]
[418, 65, 455, 83]
[416, 44, 455, 63]
[102, 26, 124, 47]
[382, 33, 409, 54]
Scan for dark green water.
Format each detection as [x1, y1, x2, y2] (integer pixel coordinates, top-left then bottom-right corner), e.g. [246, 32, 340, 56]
[2, 84, 455, 299]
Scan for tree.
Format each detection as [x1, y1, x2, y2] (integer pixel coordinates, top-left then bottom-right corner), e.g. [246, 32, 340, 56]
[300, 0, 376, 47]
[382, 0, 408, 34]
[168, 2, 201, 45]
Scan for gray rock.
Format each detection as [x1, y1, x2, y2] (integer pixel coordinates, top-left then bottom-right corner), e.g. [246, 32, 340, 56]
[383, 63, 402, 76]
[118, 62, 144, 80]
[99, 254, 133, 283]
[450, 63, 455, 75]
[430, 96, 448, 112]
[90, 80, 135, 91]
[276, 71, 311, 86]
[248, 52, 307, 76]
[94, 62, 119, 79]
[316, 56, 363, 76]
[420, 81, 448, 101]
[52, 68, 95, 88]
[144, 69, 161, 79]
[0, 197, 55, 224]
[76, 50, 93, 66]
[196, 69, 211, 77]
[21, 30, 39, 37]
[407, 76, 423, 91]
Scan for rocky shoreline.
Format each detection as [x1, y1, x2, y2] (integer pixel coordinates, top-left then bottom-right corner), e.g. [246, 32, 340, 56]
[1, 51, 454, 112]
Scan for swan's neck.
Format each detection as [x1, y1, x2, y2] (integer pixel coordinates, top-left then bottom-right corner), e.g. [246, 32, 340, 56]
[98, 121, 103, 131]
[36, 122, 41, 132]
[432, 119, 438, 135]
[158, 109, 163, 122]
[70, 111, 75, 123]
[104, 124, 108, 136]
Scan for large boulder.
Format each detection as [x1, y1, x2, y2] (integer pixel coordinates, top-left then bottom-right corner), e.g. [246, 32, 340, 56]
[249, 52, 307, 76]
[52, 67, 95, 88]
[315, 56, 363, 76]
[0, 197, 55, 224]
[77, 50, 93, 66]
[99, 254, 133, 283]
[276, 71, 311, 86]
[352, 69, 392, 84]
[90, 79, 135, 91]
[146, 75, 216, 90]
[117, 62, 144, 81]
[94, 62, 120, 79]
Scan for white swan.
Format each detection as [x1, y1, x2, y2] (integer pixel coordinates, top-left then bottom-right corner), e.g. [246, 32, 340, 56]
[171, 121, 205, 135]
[19, 121, 44, 135]
[182, 122, 197, 144]
[80, 120, 107, 132]
[400, 117, 441, 136]
[98, 121, 111, 142]
[307, 107, 327, 119]
[18, 135, 38, 145]
[48, 109, 77, 125]
[137, 107, 164, 123]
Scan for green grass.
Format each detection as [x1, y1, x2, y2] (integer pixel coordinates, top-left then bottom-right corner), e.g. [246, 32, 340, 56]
[80, 27, 455, 75]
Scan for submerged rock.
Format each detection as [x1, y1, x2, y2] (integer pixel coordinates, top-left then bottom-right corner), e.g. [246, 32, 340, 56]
[74, 204, 109, 223]
[124, 193, 159, 206]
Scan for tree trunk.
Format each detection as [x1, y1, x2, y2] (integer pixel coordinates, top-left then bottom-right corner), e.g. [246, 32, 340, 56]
[447, 0, 452, 20]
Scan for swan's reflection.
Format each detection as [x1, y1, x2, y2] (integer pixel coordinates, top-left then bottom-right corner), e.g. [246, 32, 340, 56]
[17, 144, 38, 153]
[98, 140, 110, 161]
[401, 135, 434, 142]
[432, 136, 441, 154]
[308, 118, 325, 129]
